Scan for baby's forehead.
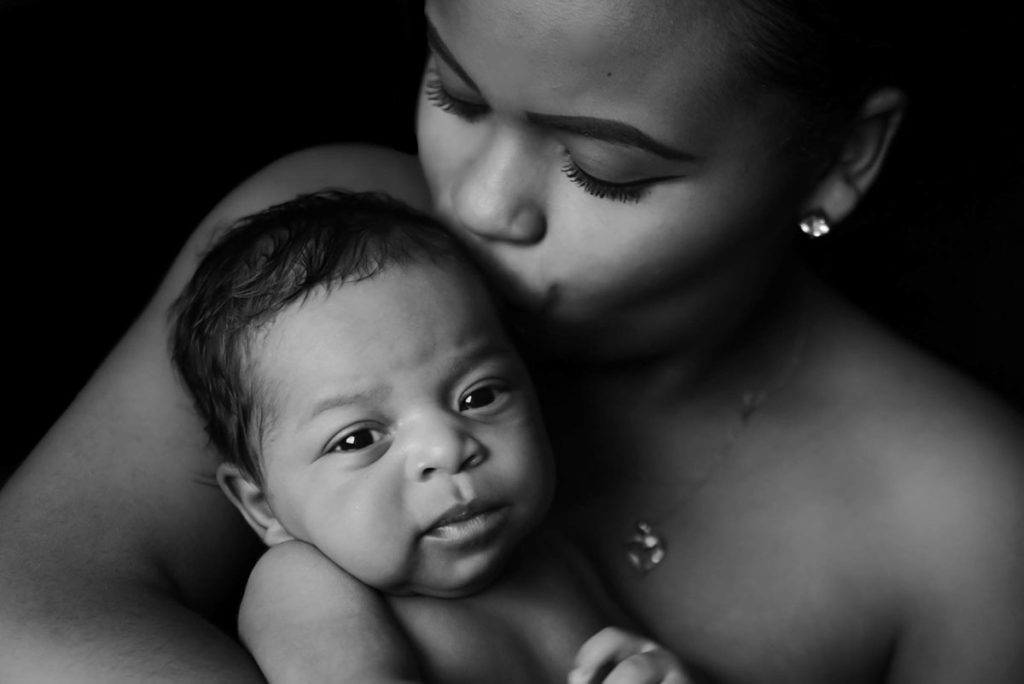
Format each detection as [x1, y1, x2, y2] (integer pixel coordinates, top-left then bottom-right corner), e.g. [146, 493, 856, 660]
[254, 259, 506, 360]
[253, 262, 516, 403]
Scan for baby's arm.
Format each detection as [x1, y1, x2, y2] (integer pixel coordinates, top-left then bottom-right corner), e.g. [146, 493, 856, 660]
[240, 541, 422, 684]
[569, 627, 691, 684]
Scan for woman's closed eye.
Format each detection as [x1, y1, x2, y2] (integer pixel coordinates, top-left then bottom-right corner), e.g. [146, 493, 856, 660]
[560, 156, 653, 204]
[424, 76, 489, 123]
[424, 73, 667, 205]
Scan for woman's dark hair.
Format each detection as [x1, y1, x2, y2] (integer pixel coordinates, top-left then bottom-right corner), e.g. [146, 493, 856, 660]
[720, 0, 902, 146]
[723, 1, 1023, 407]
[170, 190, 477, 482]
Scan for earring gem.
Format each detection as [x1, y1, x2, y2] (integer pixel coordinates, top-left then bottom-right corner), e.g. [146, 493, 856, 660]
[799, 212, 831, 238]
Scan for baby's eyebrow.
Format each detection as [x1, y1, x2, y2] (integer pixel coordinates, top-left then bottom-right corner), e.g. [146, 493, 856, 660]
[437, 339, 526, 386]
[425, 17, 481, 93]
[305, 387, 390, 424]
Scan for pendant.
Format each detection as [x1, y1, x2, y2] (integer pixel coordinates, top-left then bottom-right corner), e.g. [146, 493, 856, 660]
[625, 520, 666, 574]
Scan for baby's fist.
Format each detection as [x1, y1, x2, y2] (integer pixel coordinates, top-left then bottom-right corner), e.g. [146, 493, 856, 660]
[569, 626, 691, 684]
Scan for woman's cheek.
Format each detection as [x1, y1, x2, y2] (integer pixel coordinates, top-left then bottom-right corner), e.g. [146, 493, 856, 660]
[416, 99, 468, 192]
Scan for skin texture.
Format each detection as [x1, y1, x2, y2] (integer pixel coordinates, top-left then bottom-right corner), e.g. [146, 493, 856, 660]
[1, 1, 1022, 682]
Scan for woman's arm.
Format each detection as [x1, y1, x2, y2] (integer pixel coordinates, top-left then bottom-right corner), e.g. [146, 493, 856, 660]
[0, 144, 429, 682]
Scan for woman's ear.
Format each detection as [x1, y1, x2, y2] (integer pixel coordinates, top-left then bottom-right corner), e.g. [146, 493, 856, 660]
[802, 87, 906, 224]
[216, 463, 295, 546]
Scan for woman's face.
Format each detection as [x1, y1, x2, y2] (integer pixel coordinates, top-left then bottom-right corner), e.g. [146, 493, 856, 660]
[417, 0, 817, 359]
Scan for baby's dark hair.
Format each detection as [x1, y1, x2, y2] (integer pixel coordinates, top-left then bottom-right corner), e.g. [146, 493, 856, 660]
[170, 189, 477, 483]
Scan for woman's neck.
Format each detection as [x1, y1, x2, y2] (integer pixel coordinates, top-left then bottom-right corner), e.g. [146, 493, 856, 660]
[533, 263, 810, 410]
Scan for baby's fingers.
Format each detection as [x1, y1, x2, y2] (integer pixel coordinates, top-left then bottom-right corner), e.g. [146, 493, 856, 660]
[572, 626, 652, 679]
[570, 627, 689, 684]
[599, 650, 689, 684]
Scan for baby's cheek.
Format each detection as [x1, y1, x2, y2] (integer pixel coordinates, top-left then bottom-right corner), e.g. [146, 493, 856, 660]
[333, 512, 414, 586]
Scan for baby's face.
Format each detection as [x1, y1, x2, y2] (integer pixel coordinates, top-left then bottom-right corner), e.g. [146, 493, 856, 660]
[251, 261, 553, 597]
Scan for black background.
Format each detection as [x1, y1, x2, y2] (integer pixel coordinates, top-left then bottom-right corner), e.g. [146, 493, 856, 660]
[4, 1, 1022, 482]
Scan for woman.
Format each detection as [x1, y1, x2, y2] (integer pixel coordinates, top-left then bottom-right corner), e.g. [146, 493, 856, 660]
[3, 1, 1022, 682]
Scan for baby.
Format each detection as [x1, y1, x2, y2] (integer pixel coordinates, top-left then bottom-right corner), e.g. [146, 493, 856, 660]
[170, 190, 688, 683]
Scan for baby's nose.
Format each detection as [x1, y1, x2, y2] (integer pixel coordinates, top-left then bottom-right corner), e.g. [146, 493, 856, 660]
[405, 419, 486, 481]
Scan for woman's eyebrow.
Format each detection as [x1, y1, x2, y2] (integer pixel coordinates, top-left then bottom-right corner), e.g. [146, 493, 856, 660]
[425, 17, 481, 92]
[526, 112, 698, 162]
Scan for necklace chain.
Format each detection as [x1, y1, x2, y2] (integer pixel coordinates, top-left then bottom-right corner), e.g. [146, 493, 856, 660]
[625, 306, 808, 575]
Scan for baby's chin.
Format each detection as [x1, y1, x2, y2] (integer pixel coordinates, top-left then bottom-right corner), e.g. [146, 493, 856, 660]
[377, 575, 494, 601]
[380, 541, 528, 599]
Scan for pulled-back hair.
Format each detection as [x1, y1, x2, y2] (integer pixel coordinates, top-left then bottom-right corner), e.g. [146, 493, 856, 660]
[719, 0, 902, 149]
[170, 190, 475, 482]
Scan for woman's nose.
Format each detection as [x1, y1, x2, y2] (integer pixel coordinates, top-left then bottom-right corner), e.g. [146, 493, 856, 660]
[405, 417, 486, 482]
[449, 127, 547, 245]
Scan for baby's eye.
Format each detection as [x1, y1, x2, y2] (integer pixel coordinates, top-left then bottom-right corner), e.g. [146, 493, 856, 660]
[329, 427, 385, 453]
[458, 383, 509, 413]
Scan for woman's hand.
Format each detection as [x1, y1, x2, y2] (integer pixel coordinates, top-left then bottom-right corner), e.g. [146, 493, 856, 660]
[569, 626, 692, 684]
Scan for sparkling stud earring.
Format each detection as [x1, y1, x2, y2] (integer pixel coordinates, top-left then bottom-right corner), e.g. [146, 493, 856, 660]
[799, 211, 831, 238]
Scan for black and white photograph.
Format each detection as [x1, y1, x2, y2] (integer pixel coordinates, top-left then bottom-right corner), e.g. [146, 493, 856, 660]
[3, 1, 1022, 682]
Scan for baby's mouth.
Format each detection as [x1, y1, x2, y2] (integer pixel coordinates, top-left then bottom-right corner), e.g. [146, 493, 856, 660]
[424, 504, 510, 545]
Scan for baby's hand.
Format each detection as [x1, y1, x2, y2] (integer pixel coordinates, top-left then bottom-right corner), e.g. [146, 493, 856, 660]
[569, 626, 691, 684]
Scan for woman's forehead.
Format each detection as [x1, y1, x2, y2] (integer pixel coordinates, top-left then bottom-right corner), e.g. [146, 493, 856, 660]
[430, 0, 725, 78]
[428, 0, 760, 144]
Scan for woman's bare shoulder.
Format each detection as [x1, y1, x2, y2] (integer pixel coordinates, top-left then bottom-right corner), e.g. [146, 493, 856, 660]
[808, 280, 1024, 459]
[792, 282, 1024, 679]
[266, 144, 428, 201]
[804, 279, 1024, 575]
[203, 144, 430, 228]
[157, 144, 430, 309]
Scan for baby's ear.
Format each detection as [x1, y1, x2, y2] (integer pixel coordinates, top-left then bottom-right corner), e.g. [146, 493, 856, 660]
[802, 87, 906, 225]
[216, 463, 295, 546]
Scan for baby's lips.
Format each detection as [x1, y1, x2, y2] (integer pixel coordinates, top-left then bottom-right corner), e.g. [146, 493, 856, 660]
[425, 499, 487, 532]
